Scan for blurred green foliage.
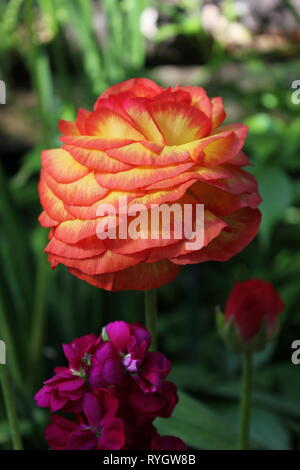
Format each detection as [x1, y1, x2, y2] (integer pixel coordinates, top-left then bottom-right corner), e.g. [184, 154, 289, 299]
[0, 0, 299, 450]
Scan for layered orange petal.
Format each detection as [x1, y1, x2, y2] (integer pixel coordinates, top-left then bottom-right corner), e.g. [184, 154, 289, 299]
[95, 78, 163, 103]
[65, 190, 141, 219]
[131, 179, 197, 208]
[63, 145, 133, 173]
[58, 119, 80, 136]
[38, 211, 58, 228]
[181, 86, 212, 119]
[54, 219, 101, 244]
[188, 181, 261, 216]
[41, 148, 89, 183]
[94, 162, 194, 190]
[146, 209, 227, 262]
[211, 97, 226, 129]
[69, 259, 179, 291]
[208, 166, 258, 195]
[107, 143, 191, 166]
[38, 78, 261, 292]
[172, 208, 261, 264]
[44, 171, 109, 206]
[60, 135, 134, 150]
[148, 101, 212, 145]
[145, 165, 230, 190]
[50, 249, 147, 275]
[38, 174, 73, 222]
[122, 98, 165, 144]
[45, 235, 105, 259]
[85, 108, 146, 140]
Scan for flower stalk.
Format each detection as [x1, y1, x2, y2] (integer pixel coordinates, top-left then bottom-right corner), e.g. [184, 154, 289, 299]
[238, 351, 252, 450]
[144, 289, 157, 351]
[0, 365, 23, 450]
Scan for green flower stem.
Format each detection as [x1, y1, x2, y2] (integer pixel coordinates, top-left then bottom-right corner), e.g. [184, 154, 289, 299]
[238, 351, 253, 450]
[144, 290, 157, 352]
[0, 365, 23, 450]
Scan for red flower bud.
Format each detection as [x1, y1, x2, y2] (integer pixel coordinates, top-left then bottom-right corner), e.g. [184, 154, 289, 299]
[217, 279, 284, 353]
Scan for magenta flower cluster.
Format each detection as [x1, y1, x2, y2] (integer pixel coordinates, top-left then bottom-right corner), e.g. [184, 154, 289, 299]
[35, 321, 186, 450]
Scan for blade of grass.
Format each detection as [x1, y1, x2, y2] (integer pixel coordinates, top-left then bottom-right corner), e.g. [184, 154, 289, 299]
[0, 365, 23, 450]
[65, 0, 107, 94]
[124, 0, 146, 71]
[0, 0, 24, 52]
[37, 0, 73, 111]
[24, 1, 55, 387]
[27, 240, 49, 387]
[101, 0, 125, 82]
[0, 163, 32, 313]
[0, 295, 22, 389]
[37, 0, 58, 37]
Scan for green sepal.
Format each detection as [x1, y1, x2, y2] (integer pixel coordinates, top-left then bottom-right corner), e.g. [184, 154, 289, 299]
[101, 326, 109, 341]
[215, 307, 279, 354]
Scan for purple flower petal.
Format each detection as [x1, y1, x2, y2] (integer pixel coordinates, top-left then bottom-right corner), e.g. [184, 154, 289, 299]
[106, 321, 131, 353]
[82, 393, 102, 429]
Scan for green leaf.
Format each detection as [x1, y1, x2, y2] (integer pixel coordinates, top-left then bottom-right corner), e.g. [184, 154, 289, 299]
[251, 407, 290, 449]
[217, 404, 290, 450]
[214, 382, 300, 420]
[155, 391, 237, 450]
[258, 167, 293, 246]
[169, 364, 219, 392]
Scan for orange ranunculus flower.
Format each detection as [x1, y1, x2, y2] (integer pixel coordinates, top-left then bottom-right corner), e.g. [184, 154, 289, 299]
[38, 78, 261, 291]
